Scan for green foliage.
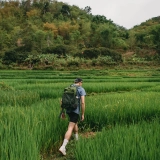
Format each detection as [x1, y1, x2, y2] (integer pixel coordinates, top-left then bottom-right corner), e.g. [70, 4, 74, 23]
[83, 47, 122, 62]
[66, 56, 80, 67]
[92, 15, 111, 24]
[76, 120, 160, 160]
[0, 70, 160, 159]
[0, 0, 129, 64]
[128, 16, 160, 61]
[83, 48, 100, 59]
[43, 44, 67, 56]
[99, 47, 122, 61]
[0, 0, 159, 67]
[150, 25, 160, 51]
[0, 82, 13, 91]
[2, 47, 29, 65]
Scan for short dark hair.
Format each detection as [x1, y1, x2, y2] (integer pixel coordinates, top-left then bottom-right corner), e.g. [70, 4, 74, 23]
[74, 78, 83, 83]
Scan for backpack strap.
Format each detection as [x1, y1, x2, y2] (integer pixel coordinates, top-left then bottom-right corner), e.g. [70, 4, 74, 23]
[70, 84, 79, 95]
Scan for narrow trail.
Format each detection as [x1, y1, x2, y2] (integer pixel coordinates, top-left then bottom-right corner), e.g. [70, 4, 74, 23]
[42, 132, 96, 160]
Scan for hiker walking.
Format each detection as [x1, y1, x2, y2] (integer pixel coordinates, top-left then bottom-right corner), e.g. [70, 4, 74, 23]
[59, 78, 86, 156]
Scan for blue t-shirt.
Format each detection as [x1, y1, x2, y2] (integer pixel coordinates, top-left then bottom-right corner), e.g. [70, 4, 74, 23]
[67, 84, 86, 114]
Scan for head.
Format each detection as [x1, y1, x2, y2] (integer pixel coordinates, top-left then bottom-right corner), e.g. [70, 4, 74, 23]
[74, 78, 83, 86]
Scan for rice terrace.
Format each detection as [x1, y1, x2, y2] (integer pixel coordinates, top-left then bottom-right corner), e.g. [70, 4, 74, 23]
[0, 68, 160, 160]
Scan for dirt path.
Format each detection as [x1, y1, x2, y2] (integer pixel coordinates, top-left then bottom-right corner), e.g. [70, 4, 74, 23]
[42, 132, 96, 160]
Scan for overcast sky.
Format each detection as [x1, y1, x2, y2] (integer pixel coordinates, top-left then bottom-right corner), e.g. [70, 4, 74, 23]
[58, 0, 160, 29]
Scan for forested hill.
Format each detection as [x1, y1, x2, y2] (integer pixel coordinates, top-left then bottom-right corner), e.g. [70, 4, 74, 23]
[0, 0, 159, 68]
[132, 16, 160, 31]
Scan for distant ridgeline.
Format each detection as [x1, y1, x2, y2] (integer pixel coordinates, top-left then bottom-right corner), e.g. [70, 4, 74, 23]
[0, 1, 159, 68]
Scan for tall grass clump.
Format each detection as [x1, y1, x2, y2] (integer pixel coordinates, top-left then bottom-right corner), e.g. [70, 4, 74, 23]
[0, 99, 68, 160]
[0, 90, 40, 106]
[0, 69, 160, 159]
[83, 82, 158, 93]
[82, 92, 160, 130]
[75, 119, 160, 160]
[14, 83, 69, 99]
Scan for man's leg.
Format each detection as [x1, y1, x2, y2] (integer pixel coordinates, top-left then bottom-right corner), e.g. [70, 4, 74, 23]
[65, 122, 76, 140]
[73, 123, 78, 140]
[59, 122, 76, 155]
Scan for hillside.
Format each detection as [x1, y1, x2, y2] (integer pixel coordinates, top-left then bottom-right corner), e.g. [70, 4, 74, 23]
[0, 0, 159, 69]
[132, 16, 160, 31]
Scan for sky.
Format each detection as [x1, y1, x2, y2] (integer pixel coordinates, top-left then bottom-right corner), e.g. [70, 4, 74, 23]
[58, 0, 160, 29]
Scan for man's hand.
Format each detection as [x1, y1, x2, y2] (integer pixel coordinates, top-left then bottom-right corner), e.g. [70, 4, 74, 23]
[81, 114, 84, 121]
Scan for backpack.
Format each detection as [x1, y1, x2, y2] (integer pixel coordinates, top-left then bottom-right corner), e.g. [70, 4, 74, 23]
[61, 85, 79, 112]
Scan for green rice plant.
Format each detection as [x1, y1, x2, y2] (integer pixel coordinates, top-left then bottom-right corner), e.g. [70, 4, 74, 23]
[14, 82, 71, 99]
[0, 82, 14, 90]
[1, 70, 160, 84]
[83, 82, 159, 93]
[75, 119, 160, 160]
[0, 90, 40, 107]
[0, 98, 68, 160]
[0, 108, 40, 160]
[0, 69, 159, 79]
[0, 69, 159, 159]
[143, 85, 160, 92]
[82, 91, 160, 130]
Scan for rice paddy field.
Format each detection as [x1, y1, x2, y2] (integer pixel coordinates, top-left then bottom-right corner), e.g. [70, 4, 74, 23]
[0, 69, 160, 160]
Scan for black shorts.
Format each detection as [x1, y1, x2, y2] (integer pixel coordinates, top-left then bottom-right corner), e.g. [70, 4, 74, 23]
[67, 112, 79, 123]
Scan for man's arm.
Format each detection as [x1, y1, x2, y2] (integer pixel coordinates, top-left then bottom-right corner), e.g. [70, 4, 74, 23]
[81, 95, 85, 121]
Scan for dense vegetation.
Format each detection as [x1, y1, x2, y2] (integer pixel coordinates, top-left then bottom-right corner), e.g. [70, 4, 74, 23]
[0, 69, 160, 159]
[0, 0, 159, 69]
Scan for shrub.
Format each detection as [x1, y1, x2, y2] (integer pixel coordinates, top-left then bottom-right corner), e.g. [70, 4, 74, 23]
[43, 45, 67, 56]
[99, 47, 122, 62]
[83, 48, 101, 59]
[82, 47, 122, 62]
[154, 52, 160, 62]
[2, 47, 29, 65]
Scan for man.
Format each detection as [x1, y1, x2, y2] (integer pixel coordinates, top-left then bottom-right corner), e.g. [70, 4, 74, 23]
[59, 78, 86, 156]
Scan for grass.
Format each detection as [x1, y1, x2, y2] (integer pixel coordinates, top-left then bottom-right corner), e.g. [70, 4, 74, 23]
[75, 119, 160, 160]
[0, 69, 160, 160]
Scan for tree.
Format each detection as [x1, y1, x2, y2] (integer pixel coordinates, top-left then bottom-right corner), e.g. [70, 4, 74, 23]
[127, 31, 136, 50]
[21, 0, 32, 15]
[92, 15, 109, 24]
[58, 21, 79, 40]
[20, 23, 35, 52]
[70, 5, 81, 20]
[61, 4, 70, 17]
[33, 30, 46, 51]
[150, 25, 160, 51]
[2, 47, 29, 65]
[84, 6, 91, 14]
[69, 30, 81, 47]
[42, 1, 50, 14]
